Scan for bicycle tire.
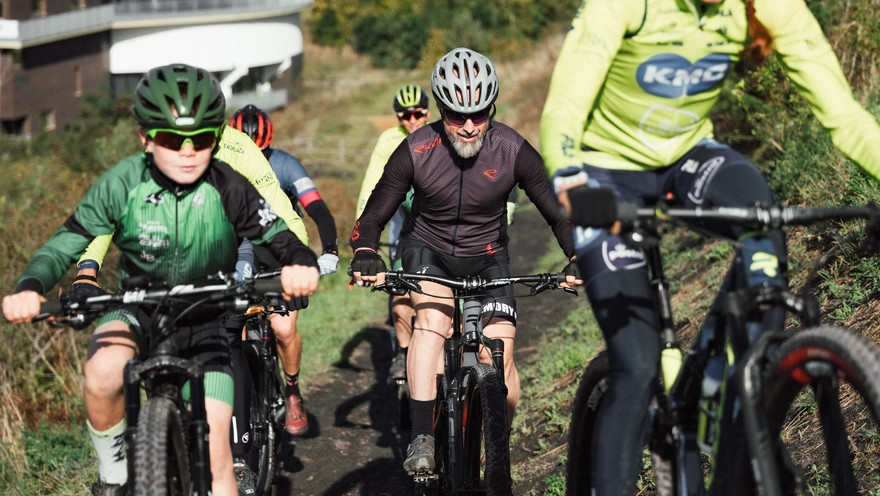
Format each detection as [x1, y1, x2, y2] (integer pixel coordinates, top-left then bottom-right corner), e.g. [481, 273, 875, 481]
[566, 351, 676, 496]
[134, 396, 192, 496]
[756, 326, 880, 495]
[428, 375, 452, 496]
[246, 337, 281, 495]
[461, 363, 511, 495]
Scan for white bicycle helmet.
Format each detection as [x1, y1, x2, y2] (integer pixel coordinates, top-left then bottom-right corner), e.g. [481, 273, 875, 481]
[431, 47, 499, 113]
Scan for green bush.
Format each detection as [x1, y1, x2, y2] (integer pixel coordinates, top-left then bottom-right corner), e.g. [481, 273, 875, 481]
[60, 88, 134, 174]
[312, 0, 581, 68]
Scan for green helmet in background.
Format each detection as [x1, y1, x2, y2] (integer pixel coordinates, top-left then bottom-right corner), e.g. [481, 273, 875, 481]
[393, 84, 429, 112]
[132, 64, 226, 131]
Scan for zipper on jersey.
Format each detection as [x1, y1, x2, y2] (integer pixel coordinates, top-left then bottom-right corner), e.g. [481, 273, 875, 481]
[171, 194, 180, 285]
[451, 159, 465, 256]
[683, 0, 707, 29]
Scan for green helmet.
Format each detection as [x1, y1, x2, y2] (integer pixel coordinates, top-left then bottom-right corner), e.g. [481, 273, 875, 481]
[132, 64, 226, 131]
[393, 84, 429, 112]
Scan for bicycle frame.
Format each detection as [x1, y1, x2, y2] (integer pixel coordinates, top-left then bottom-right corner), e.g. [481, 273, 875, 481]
[124, 347, 212, 496]
[433, 292, 507, 492]
[641, 228, 823, 496]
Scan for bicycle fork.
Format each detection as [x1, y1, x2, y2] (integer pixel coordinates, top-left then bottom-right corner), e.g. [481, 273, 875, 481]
[726, 285, 819, 496]
[123, 356, 212, 496]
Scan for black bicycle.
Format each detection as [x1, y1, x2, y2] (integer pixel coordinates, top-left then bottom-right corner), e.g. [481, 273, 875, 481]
[373, 271, 577, 496]
[35, 274, 285, 496]
[565, 191, 880, 495]
[239, 276, 289, 496]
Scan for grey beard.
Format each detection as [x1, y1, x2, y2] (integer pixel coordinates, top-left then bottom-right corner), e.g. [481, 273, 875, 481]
[446, 128, 484, 158]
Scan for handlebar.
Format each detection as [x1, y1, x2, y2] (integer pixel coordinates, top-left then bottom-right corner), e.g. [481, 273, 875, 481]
[372, 271, 575, 298]
[567, 186, 879, 231]
[34, 275, 286, 324]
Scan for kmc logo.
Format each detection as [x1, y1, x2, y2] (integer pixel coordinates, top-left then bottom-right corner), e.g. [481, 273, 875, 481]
[636, 53, 732, 98]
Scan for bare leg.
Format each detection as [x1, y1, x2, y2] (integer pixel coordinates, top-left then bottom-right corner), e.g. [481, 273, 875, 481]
[481, 320, 518, 425]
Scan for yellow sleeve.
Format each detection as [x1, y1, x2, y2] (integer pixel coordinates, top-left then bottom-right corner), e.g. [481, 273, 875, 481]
[77, 232, 113, 267]
[356, 126, 407, 219]
[539, 0, 641, 176]
[216, 126, 310, 244]
[757, 0, 880, 180]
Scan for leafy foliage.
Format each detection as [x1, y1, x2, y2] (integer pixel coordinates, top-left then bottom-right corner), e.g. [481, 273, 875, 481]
[311, 0, 581, 68]
[60, 88, 139, 174]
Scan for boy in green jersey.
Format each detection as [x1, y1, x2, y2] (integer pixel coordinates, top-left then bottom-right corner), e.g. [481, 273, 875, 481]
[2, 64, 320, 496]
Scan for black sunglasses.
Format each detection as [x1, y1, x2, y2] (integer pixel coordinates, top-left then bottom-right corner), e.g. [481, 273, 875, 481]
[397, 109, 428, 120]
[441, 106, 492, 126]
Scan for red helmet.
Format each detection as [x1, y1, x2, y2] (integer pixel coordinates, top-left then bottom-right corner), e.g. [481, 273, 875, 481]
[229, 104, 274, 149]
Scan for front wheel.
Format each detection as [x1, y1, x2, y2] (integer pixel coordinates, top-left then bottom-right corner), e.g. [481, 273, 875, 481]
[758, 326, 880, 495]
[566, 351, 676, 496]
[134, 397, 192, 496]
[461, 363, 511, 495]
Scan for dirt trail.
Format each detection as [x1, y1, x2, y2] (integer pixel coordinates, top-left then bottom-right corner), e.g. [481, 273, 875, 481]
[273, 207, 581, 495]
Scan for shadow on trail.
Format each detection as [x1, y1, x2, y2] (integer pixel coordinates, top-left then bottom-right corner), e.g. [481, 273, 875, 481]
[273, 326, 413, 495]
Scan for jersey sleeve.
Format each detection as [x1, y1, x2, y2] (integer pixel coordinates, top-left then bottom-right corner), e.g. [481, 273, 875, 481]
[351, 140, 414, 251]
[215, 126, 310, 245]
[515, 142, 576, 258]
[539, 0, 642, 176]
[270, 150, 323, 208]
[757, 0, 880, 179]
[17, 157, 136, 293]
[211, 162, 317, 268]
[357, 126, 407, 219]
[78, 232, 112, 268]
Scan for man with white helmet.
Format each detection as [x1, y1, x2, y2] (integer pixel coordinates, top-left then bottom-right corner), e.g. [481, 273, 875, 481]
[349, 47, 581, 475]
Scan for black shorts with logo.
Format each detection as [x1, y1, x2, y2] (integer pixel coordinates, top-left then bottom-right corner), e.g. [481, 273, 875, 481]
[400, 237, 517, 325]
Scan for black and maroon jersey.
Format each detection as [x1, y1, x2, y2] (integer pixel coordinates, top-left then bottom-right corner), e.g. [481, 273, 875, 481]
[351, 120, 575, 258]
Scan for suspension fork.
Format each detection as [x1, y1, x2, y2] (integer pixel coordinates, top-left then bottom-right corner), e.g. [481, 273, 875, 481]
[725, 284, 816, 496]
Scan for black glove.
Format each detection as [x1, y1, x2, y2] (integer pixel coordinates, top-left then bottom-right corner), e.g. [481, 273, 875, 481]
[561, 258, 580, 281]
[67, 279, 106, 330]
[349, 250, 387, 276]
[68, 280, 106, 303]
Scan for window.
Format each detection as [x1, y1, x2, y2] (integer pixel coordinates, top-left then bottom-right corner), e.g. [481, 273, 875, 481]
[32, 0, 46, 17]
[74, 66, 82, 97]
[40, 109, 55, 131]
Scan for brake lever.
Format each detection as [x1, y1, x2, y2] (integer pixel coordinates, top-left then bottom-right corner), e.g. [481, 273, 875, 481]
[530, 281, 553, 296]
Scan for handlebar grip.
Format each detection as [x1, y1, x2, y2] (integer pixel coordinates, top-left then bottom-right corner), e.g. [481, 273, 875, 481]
[254, 279, 284, 295]
[40, 299, 63, 316]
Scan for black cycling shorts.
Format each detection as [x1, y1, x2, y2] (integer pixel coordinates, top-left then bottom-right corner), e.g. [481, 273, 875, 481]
[92, 305, 235, 405]
[400, 238, 517, 325]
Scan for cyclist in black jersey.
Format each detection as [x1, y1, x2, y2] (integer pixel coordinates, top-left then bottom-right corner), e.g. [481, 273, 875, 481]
[350, 47, 582, 476]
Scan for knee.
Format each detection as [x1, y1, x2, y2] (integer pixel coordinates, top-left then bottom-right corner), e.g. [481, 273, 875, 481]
[704, 162, 774, 206]
[84, 353, 127, 397]
[271, 314, 298, 343]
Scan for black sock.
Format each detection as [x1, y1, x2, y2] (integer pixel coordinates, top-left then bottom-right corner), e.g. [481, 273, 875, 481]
[397, 347, 408, 358]
[410, 399, 435, 440]
[285, 372, 300, 396]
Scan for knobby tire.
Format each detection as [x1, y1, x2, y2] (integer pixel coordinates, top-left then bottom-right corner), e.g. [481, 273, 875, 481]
[462, 363, 511, 495]
[134, 397, 191, 496]
[246, 333, 280, 496]
[757, 326, 880, 495]
[566, 351, 676, 496]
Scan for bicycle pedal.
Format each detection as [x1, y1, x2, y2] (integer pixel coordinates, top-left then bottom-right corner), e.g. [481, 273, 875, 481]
[412, 473, 437, 483]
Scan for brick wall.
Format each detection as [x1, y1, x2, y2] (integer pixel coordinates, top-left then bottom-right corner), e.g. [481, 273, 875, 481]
[2, 32, 109, 136]
[1, 0, 32, 20]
